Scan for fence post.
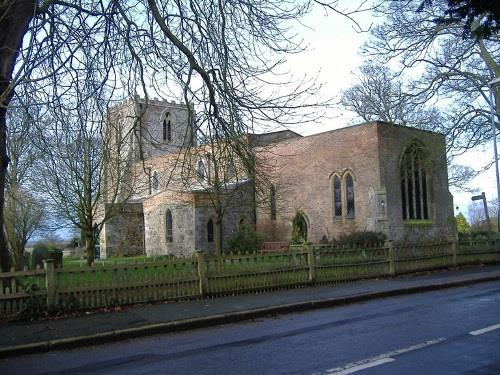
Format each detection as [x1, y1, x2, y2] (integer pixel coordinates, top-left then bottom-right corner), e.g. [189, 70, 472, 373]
[307, 244, 316, 284]
[196, 251, 208, 298]
[450, 236, 457, 267]
[44, 259, 56, 311]
[386, 240, 395, 276]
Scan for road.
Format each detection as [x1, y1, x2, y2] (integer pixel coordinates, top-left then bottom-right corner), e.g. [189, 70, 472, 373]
[1, 281, 500, 374]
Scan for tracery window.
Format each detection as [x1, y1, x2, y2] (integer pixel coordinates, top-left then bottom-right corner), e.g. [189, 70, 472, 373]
[333, 175, 342, 217]
[346, 174, 355, 218]
[165, 209, 173, 243]
[400, 144, 430, 220]
[332, 172, 355, 219]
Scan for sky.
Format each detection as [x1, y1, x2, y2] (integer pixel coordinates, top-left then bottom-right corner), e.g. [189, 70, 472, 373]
[280, 3, 498, 221]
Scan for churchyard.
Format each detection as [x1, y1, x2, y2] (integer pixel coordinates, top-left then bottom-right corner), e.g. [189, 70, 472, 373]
[0, 238, 498, 319]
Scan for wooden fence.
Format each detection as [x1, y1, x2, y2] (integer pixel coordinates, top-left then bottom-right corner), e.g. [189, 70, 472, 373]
[1, 239, 499, 318]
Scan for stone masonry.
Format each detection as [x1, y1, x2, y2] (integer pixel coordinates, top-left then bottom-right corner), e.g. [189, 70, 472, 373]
[100, 98, 455, 258]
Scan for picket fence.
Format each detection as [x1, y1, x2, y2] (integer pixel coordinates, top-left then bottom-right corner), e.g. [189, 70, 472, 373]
[0, 239, 498, 318]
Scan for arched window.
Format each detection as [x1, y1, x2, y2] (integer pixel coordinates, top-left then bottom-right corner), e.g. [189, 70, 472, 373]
[400, 144, 430, 220]
[197, 160, 206, 182]
[270, 184, 277, 220]
[207, 219, 214, 243]
[346, 174, 355, 218]
[162, 112, 172, 142]
[165, 209, 173, 243]
[333, 175, 342, 217]
[152, 170, 159, 192]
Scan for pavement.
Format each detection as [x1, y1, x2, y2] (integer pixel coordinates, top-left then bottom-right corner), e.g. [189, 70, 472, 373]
[1, 265, 500, 358]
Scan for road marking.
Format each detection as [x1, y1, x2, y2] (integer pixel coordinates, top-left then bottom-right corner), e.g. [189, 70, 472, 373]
[324, 338, 446, 375]
[326, 358, 395, 375]
[470, 323, 500, 336]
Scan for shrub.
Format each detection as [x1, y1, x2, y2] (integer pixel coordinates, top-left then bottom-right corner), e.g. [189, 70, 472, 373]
[338, 231, 387, 247]
[31, 244, 49, 269]
[289, 232, 306, 245]
[227, 224, 263, 254]
[289, 211, 308, 244]
[461, 230, 491, 241]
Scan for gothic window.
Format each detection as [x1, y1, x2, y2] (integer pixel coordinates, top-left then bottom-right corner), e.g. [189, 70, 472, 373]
[400, 144, 430, 220]
[270, 184, 277, 220]
[162, 112, 172, 142]
[346, 174, 355, 218]
[207, 219, 214, 243]
[197, 160, 206, 182]
[165, 209, 173, 243]
[152, 170, 159, 192]
[333, 175, 342, 217]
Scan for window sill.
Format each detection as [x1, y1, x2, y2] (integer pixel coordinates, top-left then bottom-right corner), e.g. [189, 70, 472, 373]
[404, 219, 433, 226]
[333, 216, 356, 221]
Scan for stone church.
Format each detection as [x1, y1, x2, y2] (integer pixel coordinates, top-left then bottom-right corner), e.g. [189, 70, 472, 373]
[98, 97, 455, 258]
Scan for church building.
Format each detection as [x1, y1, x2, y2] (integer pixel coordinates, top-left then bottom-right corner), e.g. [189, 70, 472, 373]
[98, 97, 455, 258]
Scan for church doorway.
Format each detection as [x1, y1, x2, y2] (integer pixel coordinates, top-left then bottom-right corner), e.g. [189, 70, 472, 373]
[292, 211, 308, 242]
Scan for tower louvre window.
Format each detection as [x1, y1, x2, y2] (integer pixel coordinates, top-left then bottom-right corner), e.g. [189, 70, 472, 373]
[162, 112, 172, 142]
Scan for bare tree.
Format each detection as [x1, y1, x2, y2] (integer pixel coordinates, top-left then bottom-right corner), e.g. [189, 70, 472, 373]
[0, 0, 370, 270]
[340, 62, 486, 191]
[4, 186, 43, 270]
[33, 90, 135, 265]
[180, 130, 265, 256]
[3, 97, 46, 270]
[341, 62, 443, 129]
[364, 0, 499, 159]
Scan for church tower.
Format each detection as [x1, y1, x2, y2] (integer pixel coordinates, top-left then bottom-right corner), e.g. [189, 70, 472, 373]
[102, 96, 195, 203]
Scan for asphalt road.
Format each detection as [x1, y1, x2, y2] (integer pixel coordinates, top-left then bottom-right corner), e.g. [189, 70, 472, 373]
[1, 281, 500, 375]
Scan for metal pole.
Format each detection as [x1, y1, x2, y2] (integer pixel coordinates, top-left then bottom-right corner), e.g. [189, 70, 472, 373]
[482, 192, 492, 234]
[490, 83, 500, 234]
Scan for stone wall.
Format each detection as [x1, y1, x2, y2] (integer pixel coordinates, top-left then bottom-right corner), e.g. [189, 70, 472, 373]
[135, 98, 194, 160]
[377, 123, 454, 241]
[100, 203, 145, 258]
[194, 182, 255, 253]
[142, 190, 196, 257]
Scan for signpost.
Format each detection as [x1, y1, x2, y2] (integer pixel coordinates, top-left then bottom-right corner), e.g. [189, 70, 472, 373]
[471, 192, 493, 234]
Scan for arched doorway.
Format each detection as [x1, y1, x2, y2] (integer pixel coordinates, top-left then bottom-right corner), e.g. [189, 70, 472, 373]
[292, 211, 308, 242]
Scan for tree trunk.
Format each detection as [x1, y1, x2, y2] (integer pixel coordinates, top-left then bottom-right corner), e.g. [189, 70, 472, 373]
[0, 105, 9, 272]
[214, 215, 222, 257]
[84, 231, 95, 266]
[0, 0, 36, 272]
[10, 240, 25, 271]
